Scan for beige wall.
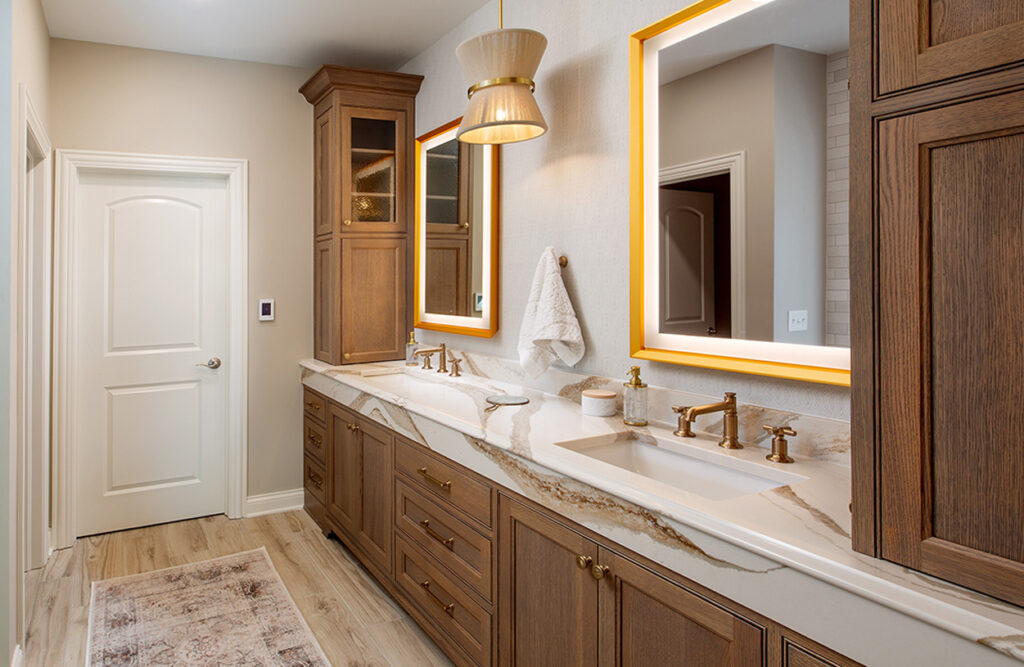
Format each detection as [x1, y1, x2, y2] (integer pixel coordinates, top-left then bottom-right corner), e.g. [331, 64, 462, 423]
[49, 39, 314, 496]
[402, 0, 849, 420]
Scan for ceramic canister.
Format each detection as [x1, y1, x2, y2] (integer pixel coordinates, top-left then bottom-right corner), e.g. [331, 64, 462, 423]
[581, 389, 617, 417]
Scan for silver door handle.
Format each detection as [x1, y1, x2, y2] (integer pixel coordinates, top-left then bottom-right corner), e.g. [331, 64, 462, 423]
[195, 357, 222, 369]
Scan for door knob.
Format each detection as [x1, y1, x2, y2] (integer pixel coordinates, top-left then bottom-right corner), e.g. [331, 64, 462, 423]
[195, 357, 222, 369]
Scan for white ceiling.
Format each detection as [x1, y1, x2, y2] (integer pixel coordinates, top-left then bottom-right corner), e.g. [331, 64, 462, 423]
[660, 0, 849, 85]
[41, 0, 492, 70]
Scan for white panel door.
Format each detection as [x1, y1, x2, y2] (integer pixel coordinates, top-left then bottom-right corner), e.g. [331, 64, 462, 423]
[75, 170, 229, 536]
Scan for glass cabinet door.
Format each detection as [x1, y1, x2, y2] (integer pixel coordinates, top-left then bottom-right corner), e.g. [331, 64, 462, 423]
[342, 107, 406, 233]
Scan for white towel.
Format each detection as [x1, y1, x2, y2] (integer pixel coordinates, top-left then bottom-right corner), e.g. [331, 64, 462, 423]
[517, 247, 585, 378]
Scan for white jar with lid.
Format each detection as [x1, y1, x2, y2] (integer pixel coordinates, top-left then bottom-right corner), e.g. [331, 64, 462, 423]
[581, 389, 617, 417]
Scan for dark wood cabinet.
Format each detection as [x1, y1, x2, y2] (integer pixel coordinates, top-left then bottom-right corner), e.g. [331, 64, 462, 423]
[302, 388, 858, 666]
[498, 495, 765, 667]
[498, 496, 599, 666]
[301, 66, 422, 365]
[597, 547, 765, 666]
[325, 402, 394, 576]
[853, 0, 1024, 607]
[876, 0, 1024, 95]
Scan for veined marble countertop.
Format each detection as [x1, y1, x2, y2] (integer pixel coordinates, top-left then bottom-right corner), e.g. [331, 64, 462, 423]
[300, 358, 1024, 665]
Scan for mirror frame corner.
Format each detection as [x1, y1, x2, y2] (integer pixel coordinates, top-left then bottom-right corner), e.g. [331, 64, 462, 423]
[414, 117, 501, 338]
[628, 0, 851, 388]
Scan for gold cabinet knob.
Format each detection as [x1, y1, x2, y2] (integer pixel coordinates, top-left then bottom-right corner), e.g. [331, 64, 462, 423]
[460, 221, 469, 229]
[344, 353, 351, 360]
[575, 554, 593, 570]
[343, 219, 352, 226]
[591, 564, 610, 580]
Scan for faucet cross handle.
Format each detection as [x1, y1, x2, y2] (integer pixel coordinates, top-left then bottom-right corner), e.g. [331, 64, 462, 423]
[448, 353, 463, 378]
[671, 405, 695, 438]
[762, 424, 796, 463]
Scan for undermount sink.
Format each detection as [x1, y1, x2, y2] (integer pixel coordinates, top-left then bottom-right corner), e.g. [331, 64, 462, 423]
[554, 432, 807, 501]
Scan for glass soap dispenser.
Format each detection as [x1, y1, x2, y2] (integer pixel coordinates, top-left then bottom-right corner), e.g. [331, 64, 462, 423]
[623, 366, 648, 426]
[406, 331, 420, 366]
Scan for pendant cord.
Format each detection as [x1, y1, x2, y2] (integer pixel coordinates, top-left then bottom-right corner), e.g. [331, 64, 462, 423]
[499, 0, 503, 28]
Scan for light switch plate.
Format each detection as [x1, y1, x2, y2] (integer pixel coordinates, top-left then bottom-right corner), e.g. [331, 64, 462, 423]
[258, 298, 275, 322]
[788, 309, 808, 332]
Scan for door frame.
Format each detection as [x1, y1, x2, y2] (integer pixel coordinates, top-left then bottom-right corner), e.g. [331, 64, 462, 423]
[659, 151, 746, 339]
[52, 150, 249, 548]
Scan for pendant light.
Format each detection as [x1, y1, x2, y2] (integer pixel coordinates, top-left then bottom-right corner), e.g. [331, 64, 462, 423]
[456, 0, 548, 144]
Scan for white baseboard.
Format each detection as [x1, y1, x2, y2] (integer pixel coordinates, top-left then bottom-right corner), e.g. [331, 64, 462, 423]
[243, 488, 304, 518]
[11, 645, 24, 667]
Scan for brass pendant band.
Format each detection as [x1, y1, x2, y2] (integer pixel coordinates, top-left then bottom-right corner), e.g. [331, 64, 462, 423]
[467, 76, 536, 99]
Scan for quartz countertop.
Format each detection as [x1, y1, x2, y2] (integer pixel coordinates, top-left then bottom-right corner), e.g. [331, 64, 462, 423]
[300, 358, 1024, 664]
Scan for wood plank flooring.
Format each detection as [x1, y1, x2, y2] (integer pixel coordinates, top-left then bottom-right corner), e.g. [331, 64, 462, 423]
[23, 510, 452, 666]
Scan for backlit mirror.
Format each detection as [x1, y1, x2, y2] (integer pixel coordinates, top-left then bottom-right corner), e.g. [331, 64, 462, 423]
[415, 119, 500, 337]
[629, 0, 850, 385]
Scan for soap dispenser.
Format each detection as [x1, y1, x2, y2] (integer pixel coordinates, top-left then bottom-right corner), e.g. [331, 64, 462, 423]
[405, 331, 420, 366]
[623, 366, 648, 427]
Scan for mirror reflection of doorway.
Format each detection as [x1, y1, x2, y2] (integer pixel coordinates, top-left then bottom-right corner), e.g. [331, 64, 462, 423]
[659, 173, 731, 338]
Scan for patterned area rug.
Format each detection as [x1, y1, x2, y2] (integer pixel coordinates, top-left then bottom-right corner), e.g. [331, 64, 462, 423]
[86, 547, 329, 666]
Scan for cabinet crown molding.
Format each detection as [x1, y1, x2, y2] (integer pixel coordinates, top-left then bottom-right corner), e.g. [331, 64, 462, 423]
[300, 64, 425, 104]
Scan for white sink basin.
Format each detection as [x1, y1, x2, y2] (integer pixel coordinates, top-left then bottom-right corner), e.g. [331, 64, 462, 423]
[554, 432, 806, 501]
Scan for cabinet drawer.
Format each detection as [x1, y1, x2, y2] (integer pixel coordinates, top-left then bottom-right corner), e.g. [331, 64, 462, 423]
[396, 479, 493, 603]
[395, 535, 491, 665]
[303, 388, 327, 422]
[304, 456, 326, 505]
[395, 438, 492, 529]
[303, 417, 326, 464]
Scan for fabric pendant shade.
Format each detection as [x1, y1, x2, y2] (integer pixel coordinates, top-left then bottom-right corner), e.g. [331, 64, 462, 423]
[456, 28, 548, 144]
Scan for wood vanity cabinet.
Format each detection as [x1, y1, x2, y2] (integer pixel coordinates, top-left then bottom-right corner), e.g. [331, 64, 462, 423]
[851, 0, 1024, 607]
[324, 402, 394, 576]
[302, 388, 858, 666]
[498, 495, 766, 666]
[300, 66, 423, 365]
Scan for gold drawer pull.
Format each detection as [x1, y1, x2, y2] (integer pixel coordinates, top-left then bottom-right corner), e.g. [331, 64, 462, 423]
[417, 467, 452, 490]
[420, 580, 455, 616]
[306, 430, 323, 446]
[346, 423, 360, 432]
[576, 554, 593, 570]
[591, 564, 610, 580]
[307, 470, 323, 490]
[419, 519, 455, 549]
[305, 400, 321, 412]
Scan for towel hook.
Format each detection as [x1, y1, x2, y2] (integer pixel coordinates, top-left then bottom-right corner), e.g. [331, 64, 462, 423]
[558, 255, 568, 268]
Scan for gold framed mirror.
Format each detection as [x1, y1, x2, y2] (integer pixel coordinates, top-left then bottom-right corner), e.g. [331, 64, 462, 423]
[415, 118, 500, 337]
[629, 0, 851, 386]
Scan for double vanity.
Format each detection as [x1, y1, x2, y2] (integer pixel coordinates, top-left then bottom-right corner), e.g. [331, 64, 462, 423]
[298, 355, 1024, 666]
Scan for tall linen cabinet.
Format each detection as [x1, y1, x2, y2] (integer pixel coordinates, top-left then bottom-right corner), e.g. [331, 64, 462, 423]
[300, 66, 423, 364]
[851, 0, 1024, 606]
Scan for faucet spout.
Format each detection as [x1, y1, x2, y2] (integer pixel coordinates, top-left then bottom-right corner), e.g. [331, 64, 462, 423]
[674, 392, 742, 449]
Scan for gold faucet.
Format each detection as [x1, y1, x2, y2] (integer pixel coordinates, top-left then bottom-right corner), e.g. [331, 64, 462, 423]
[672, 392, 741, 449]
[414, 344, 447, 373]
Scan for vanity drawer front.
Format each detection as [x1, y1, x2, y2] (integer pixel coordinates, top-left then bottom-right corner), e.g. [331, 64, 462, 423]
[303, 388, 327, 422]
[395, 535, 491, 665]
[304, 456, 326, 505]
[396, 479, 493, 603]
[304, 490, 328, 532]
[303, 417, 327, 464]
[395, 438, 492, 530]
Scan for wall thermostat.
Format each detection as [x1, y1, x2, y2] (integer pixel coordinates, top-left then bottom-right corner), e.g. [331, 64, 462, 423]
[258, 298, 275, 322]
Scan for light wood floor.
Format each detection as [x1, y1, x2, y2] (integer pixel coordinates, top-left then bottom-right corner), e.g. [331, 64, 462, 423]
[23, 510, 452, 666]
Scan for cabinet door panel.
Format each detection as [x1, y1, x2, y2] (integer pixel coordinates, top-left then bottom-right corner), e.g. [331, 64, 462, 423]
[877, 89, 1024, 606]
[877, 0, 1024, 94]
[356, 416, 393, 575]
[326, 403, 360, 536]
[340, 237, 406, 363]
[341, 107, 407, 234]
[597, 548, 764, 666]
[498, 496, 599, 666]
[313, 236, 340, 364]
